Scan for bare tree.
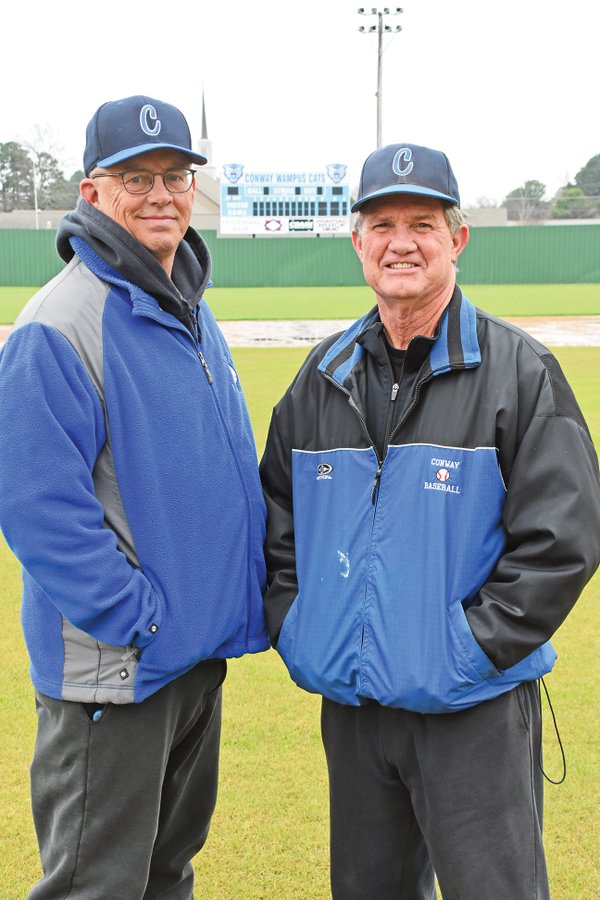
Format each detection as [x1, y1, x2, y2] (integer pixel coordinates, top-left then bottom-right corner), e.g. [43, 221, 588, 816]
[504, 180, 547, 224]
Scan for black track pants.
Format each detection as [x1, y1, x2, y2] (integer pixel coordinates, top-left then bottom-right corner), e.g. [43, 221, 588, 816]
[28, 658, 226, 900]
[321, 682, 549, 900]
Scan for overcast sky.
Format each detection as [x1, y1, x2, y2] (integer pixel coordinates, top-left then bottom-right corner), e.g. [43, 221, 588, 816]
[2, 0, 598, 208]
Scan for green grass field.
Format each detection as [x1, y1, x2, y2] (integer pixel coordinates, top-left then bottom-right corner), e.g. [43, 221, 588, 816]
[1, 283, 600, 323]
[1, 345, 599, 898]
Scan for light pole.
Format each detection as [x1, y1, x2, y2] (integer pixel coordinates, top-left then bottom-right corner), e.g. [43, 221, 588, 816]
[31, 156, 40, 230]
[23, 144, 41, 230]
[358, 7, 403, 148]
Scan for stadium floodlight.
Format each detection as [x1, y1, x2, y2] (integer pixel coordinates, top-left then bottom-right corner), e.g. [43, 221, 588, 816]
[357, 6, 404, 147]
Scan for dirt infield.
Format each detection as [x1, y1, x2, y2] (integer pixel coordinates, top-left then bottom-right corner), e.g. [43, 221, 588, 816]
[218, 316, 600, 347]
[1, 316, 599, 348]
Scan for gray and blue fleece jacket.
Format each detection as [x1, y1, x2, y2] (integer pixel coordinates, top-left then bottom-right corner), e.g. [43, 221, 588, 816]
[0, 199, 269, 704]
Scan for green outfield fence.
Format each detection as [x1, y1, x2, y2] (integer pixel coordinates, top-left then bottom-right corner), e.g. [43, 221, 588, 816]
[1, 225, 600, 286]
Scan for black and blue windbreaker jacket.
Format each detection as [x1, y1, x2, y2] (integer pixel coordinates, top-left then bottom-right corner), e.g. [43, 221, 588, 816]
[260, 288, 600, 713]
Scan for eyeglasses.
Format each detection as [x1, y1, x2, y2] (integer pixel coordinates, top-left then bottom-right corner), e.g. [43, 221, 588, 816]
[91, 168, 196, 195]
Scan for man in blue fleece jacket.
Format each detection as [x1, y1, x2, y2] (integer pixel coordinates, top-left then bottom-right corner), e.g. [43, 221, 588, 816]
[0, 96, 269, 897]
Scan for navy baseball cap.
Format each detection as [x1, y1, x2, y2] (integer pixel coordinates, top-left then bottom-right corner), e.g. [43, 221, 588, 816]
[352, 143, 460, 212]
[83, 95, 207, 176]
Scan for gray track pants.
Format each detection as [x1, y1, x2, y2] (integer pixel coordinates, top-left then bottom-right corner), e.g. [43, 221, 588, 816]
[28, 658, 226, 900]
[321, 681, 549, 900]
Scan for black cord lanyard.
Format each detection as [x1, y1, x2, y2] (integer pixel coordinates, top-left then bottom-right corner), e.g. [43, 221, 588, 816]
[538, 677, 567, 785]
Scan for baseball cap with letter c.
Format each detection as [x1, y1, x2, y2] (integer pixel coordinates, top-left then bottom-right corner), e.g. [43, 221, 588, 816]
[83, 95, 208, 176]
[351, 142, 460, 212]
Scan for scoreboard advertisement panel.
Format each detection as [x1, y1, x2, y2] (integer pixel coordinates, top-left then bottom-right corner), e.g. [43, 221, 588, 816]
[220, 163, 351, 235]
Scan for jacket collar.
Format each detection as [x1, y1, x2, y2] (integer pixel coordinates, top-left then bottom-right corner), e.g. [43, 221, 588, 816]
[56, 199, 212, 322]
[318, 285, 481, 388]
[69, 237, 191, 333]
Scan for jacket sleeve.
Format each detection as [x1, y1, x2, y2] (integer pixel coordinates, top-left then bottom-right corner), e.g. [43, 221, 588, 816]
[0, 324, 161, 649]
[466, 351, 600, 670]
[260, 397, 298, 646]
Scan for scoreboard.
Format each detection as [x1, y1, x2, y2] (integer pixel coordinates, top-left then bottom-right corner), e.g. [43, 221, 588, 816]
[220, 164, 350, 236]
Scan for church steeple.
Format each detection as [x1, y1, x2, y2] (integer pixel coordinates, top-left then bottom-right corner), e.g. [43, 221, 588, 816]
[197, 90, 213, 171]
[201, 91, 208, 142]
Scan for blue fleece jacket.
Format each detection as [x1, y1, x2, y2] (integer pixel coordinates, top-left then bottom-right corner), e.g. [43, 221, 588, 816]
[0, 207, 268, 703]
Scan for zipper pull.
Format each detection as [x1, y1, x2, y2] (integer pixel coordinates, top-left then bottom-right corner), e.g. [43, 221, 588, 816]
[197, 349, 213, 384]
[371, 459, 383, 505]
[391, 383, 399, 401]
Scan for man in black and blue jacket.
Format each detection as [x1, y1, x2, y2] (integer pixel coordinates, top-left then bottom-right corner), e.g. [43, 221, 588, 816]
[0, 96, 269, 897]
[260, 143, 600, 899]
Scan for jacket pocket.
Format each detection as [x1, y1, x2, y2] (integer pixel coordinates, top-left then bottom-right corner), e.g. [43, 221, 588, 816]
[447, 599, 501, 682]
[277, 593, 301, 673]
[277, 591, 362, 705]
[61, 618, 138, 703]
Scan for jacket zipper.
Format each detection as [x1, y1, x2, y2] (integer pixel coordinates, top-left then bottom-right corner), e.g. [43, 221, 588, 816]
[189, 307, 214, 384]
[322, 371, 384, 695]
[319, 355, 470, 696]
[197, 349, 213, 383]
[322, 362, 438, 497]
[372, 381, 400, 502]
[387, 371, 434, 445]
[322, 372, 383, 503]
[189, 307, 258, 640]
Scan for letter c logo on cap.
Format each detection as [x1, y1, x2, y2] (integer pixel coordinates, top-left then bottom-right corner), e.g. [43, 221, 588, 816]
[140, 104, 161, 137]
[392, 147, 413, 177]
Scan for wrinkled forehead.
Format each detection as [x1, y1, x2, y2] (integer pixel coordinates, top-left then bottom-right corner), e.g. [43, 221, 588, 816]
[99, 147, 195, 172]
[359, 193, 447, 220]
